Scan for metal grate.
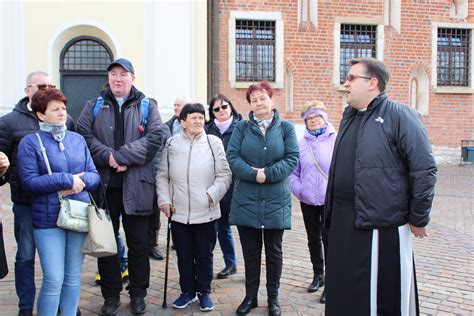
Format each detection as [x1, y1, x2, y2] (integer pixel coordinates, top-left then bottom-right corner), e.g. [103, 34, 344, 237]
[62, 38, 112, 71]
[437, 28, 471, 87]
[236, 19, 275, 82]
[340, 24, 377, 84]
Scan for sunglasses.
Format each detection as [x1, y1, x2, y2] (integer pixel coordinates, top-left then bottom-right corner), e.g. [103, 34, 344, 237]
[213, 104, 229, 113]
[28, 84, 56, 89]
[345, 74, 372, 82]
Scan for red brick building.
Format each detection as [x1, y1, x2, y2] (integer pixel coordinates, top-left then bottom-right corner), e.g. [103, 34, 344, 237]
[208, 0, 473, 148]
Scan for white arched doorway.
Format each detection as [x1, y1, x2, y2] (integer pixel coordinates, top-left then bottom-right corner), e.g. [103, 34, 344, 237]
[48, 22, 120, 121]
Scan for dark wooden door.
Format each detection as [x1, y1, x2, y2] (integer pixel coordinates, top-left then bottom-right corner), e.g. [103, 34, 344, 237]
[62, 74, 107, 121]
[60, 36, 113, 122]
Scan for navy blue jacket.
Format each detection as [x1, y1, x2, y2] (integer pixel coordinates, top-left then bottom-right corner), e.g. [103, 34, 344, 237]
[0, 97, 75, 205]
[18, 130, 100, 229]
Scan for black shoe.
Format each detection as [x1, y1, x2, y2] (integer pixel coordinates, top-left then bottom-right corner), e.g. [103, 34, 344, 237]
[217, 265, 237, 279]
[149, 246, 164, 260]
[319, 289, 326, 304]
[130, 297, 146, 314]
[236, 297, 258, 315]
[18, 310, 33, 316]
[57, 306, 80, 316]
[268, 299, 281, 316]
[307, 274, 324, 293]
[101, 297, 121, 315]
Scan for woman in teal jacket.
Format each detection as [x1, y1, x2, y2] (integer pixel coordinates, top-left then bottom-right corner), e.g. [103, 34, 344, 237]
[226, 81, 299, 316]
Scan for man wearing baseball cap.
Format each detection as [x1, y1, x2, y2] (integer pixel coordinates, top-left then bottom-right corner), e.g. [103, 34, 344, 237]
[78, 58, 166, 315]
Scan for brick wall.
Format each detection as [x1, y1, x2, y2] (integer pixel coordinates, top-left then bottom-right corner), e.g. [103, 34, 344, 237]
[217, 0, 474, 147]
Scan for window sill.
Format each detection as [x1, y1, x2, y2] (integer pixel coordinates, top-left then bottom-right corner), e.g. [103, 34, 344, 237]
[434, 86, 474, 94]
[336, 85, 346, 92]
[230, 80, 284, 89]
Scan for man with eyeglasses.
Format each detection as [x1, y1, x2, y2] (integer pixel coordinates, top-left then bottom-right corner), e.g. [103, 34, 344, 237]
[324, 58, 437, 315]
[0, 71, 75, 316]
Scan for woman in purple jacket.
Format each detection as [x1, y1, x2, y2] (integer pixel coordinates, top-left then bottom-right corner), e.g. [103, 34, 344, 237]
[289, 101, 336, 304]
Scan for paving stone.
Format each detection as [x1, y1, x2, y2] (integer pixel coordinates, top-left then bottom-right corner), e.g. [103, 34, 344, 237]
[0, 165, 472, 315]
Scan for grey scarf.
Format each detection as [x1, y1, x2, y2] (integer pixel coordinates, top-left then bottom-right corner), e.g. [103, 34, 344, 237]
[39, 122, 66, 151]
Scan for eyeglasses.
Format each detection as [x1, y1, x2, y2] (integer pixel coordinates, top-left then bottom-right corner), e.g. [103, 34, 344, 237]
[213, 104, 229, 113]
[27, 84, 56, 89]
[345, 74, 372, 82]
[307, 115, 322, 121]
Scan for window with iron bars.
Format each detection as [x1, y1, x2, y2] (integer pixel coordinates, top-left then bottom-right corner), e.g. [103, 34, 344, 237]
[236, 19, 275, 82]
[437, 28, 471, 87]
[62, 38, 112, 71]
[340, 24, 377, 84]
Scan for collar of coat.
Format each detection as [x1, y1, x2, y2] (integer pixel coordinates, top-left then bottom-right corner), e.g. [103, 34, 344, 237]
[343, 92, 388, 119]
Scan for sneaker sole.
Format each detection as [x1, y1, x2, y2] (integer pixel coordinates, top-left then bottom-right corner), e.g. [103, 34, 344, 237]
[172, 297, 197, 309]
[200, 306, 215, 312]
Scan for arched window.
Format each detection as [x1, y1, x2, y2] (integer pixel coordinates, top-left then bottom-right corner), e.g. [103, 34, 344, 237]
[410, 78, 418, 110]
[61, 36, 113, 71]
[409, 67, 430, 116]
[59, 36, 113, 121]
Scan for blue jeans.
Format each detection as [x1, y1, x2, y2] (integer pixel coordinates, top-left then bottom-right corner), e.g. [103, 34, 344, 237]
[13, 203, 36, 310]
[34, 228, 86, 316]
[117, 234, 128, 271]
[217, 211, 236, 267]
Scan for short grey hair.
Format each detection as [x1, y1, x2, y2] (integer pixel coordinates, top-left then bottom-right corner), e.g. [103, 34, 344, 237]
[26, 71, 49, 85]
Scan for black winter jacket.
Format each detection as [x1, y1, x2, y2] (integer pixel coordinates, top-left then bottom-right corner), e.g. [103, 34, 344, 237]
[324, 93, 437, 229]
[165, 115, 179, 135]
[0, 97, 75, 205]
[205, 114, 242, 213]
[77, 86, 165, 215]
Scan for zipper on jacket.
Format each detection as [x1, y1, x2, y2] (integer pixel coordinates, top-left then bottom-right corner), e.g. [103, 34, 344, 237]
[186, 138, 194, 224]
[315, 138, 320, 203]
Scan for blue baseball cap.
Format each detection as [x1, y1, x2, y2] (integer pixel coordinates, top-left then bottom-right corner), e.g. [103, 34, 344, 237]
[107, 58, 134, 74]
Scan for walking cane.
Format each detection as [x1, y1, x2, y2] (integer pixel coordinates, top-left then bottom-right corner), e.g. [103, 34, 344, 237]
[162, 213, 172, 308]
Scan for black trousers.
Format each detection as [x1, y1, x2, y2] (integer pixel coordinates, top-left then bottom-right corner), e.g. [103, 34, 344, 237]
[148, 194, 161, 248]
[98, 188, 150, 299]
[237, 226, 284, 300]
[0, 223, 8, 279]
[300, 202, 328, 276]
[172, 220, 217, 294]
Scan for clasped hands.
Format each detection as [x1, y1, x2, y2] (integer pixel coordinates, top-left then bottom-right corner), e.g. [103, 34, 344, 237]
[0, 151, 9, 176]
[253, 167, 266, 184]
[109, 152, 127, 172]
[59, 172, 85, 197]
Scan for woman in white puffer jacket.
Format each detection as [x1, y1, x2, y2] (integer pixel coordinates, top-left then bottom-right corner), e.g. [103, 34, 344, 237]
[156, 103, 231, 312]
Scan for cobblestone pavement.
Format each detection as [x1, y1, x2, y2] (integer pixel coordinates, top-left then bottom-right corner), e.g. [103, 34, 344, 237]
[0, 165, 472, 315]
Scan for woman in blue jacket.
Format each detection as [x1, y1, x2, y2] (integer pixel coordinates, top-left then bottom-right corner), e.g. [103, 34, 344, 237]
[227, 81, 299, 316]
[18, 88, 100, 316]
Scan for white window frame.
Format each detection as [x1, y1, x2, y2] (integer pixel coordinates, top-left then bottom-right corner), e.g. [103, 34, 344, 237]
[228, 11, 284, 89]
[431, 22, 474, 94]
[333, 17, 384, 90]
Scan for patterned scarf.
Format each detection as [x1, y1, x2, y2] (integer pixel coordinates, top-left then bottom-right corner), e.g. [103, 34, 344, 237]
[308, 123, 328, 137]
[255, 112, 274, 132]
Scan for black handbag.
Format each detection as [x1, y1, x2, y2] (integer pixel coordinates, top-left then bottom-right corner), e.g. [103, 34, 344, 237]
[0, 223, 8, 279]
